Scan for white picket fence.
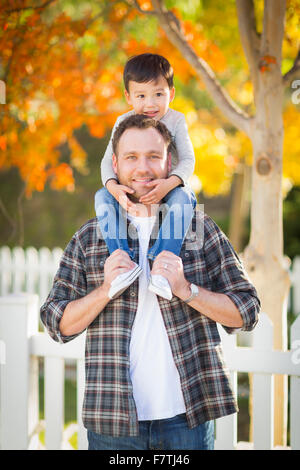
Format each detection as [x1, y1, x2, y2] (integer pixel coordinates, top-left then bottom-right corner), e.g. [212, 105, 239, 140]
[1, 246, 300, 314]
[0, 246, 63, 307]
[0, 246, 300, 450]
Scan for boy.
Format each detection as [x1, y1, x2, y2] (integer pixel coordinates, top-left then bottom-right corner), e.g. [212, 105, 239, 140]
[95, 53, 196, 300]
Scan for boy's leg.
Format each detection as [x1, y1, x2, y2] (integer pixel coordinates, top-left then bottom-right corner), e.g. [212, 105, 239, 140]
[147, 186, 196, 301]
[95, 188, 141, 299]
[147, 186, 196, 260]
[95, 188, 134, 259]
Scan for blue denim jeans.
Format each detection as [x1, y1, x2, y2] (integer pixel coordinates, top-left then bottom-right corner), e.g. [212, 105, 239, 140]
[94, 186, 197, 262]
[87, 414, 214, 450]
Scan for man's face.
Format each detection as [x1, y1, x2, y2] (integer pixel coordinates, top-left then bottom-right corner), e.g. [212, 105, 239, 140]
[124, 75, 175, 121]
[112, 126, 169, 203]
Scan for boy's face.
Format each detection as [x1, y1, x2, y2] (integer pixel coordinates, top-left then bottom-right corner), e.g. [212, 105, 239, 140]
[124, 75, 175, 121]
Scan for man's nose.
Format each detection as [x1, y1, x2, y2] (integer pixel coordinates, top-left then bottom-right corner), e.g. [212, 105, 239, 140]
[135, 156, 151, 172]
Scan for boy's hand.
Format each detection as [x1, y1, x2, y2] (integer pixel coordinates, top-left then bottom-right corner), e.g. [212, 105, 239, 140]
[139, 179, 172, 204]
[106, 180, 136, 212]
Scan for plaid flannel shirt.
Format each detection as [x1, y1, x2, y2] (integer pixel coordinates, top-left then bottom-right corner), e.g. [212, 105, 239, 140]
[40, 209, 260, 437]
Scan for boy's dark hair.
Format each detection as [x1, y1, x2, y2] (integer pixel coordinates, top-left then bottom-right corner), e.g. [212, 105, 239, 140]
[123, 53, 174, 92]
[112, 114, 172, 156]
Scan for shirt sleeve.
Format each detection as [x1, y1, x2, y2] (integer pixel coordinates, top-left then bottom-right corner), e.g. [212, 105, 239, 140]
[169, 114, 195, 185]
[204, 216, 260, 334]
[40, 233, 87, 344]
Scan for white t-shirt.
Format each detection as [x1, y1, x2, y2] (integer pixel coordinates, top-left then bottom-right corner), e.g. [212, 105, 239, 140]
[128, 214, 186, 421]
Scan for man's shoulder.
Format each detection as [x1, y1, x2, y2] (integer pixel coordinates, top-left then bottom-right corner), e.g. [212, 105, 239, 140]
[189, 209, 224, 245]
[71, 217, 100, 247]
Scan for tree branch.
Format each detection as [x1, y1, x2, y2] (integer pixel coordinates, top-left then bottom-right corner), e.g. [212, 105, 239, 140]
[5, 0, 56, 14]
[0, 197, 17, 243]
[236, 0, 261, 96]
[283, 49, 300, 84]
[261, 0, 286, 63]
[148, 0, 252, 136]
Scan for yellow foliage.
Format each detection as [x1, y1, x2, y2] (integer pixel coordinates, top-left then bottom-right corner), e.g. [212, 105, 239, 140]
[283, 105, 300, 185]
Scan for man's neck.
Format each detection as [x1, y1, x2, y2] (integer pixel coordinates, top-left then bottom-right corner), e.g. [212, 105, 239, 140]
[127, 203, 159, 218]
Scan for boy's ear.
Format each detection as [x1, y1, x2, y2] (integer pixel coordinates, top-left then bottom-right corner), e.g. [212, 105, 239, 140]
[169, 86, 175, 103]
[124, 89, 132, 106]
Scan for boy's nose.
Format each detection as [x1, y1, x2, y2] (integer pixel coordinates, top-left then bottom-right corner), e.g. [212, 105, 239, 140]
[145, 96, 155, 107]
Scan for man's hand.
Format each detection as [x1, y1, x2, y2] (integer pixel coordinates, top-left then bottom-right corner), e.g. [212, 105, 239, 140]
[150, 250, 190, 300]
[59, 249, 136, 337]
[102, 249, 136, 293]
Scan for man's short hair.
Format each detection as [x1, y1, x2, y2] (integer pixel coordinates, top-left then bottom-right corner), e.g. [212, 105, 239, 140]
[112, 114, 173, 156]
[123, 53, 174, 92]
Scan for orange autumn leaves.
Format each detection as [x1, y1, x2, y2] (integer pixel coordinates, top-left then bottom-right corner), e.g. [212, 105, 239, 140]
[0, 1, 227, 195]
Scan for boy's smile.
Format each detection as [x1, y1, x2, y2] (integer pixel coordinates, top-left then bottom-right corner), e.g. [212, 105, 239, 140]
[124, 75, 175, 121]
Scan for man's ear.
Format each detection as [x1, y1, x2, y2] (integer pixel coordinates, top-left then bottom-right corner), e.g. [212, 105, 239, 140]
[168, 151, 172, 173]
[112, 153, 118, 175]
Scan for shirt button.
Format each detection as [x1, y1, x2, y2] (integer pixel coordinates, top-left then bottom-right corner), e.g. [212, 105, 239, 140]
[130, 292, 136, 297]
[99, 261, 104, 266]
[185, 252, 189, 257]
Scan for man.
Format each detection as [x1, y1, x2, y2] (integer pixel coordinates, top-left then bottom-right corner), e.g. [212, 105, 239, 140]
[40, 114, 260, 451]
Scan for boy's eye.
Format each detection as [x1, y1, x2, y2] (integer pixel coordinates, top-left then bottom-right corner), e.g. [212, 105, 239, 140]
[137, 94, 144, 99]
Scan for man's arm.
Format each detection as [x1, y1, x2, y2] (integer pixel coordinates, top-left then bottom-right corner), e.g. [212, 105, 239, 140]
[151, 215, 260, 332]
[175, 281, 244, 328]
[59, 283, 110, 337]
[40, 222, 135, 343]
[151, 253, 244, 328]
[59, 248, 135, 336]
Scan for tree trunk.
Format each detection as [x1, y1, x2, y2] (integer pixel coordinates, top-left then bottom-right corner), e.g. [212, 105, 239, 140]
[228, 162, 251, 253]
[242, 2, 291, 444]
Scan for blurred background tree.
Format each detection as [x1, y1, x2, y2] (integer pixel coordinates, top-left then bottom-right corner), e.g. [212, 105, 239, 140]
[0, 0, 299, 253]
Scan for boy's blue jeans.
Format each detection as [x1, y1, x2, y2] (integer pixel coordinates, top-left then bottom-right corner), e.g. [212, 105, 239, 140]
[87, 413, 214, 450]
[94, 185, 197, 262]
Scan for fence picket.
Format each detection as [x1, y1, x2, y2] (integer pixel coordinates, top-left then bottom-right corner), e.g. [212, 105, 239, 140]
[290, 315, 300, 450]
[12, 247, 25, 293]
[77, 359, 88, 450]
[44, 356, 65, 450]
[38, 247, 52, 304]
[252, 313, 274, 449]
[25, 247, 39, 294]
[0, 247, 11, 295]
[291, 257, 300, 315]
